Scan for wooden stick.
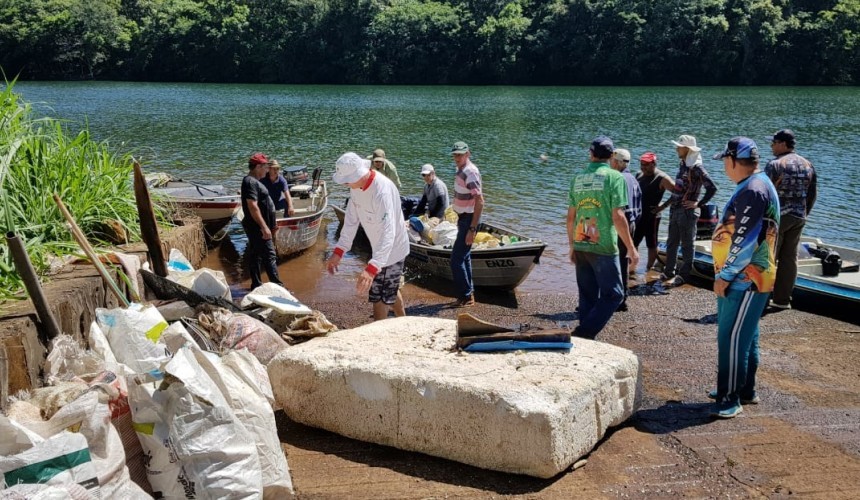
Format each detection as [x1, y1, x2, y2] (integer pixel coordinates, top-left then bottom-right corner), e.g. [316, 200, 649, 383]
[133, 161, 168, 277]
[53, 193, 131, 307]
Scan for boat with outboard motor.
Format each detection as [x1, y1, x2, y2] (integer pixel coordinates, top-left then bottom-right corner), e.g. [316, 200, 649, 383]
[657, 236, 860, 303]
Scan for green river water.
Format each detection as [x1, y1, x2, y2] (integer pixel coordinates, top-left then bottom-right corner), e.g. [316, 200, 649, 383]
[16, 82, 860, 293]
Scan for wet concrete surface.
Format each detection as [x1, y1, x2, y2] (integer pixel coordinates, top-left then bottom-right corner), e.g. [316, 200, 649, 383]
[210, 224, 860, 498]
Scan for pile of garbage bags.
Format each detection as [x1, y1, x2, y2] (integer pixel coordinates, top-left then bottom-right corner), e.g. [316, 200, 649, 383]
[1, 303, 294, 499]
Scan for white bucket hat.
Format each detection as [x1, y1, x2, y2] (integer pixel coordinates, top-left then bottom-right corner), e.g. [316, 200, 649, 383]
[671, 134, 701, 152]
[420, 164, 434, 175]
[332, 152, 371, 185]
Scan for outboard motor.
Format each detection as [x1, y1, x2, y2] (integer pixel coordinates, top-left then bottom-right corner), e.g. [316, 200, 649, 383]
[696, 203, 719, 240]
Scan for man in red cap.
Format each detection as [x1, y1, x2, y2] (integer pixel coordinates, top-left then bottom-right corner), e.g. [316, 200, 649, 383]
[241, 152, 283, 290]
[634, 152, 675, 274]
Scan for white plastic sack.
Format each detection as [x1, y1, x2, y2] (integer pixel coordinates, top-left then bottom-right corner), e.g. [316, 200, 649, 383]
[0, 418, 99, 497]
[0, 483, 95, 499]
[127, 347, 262, 499]
[95, 304, 170, 374]
[192, 349, 293, 496]
[429, 221, 458, 247]
[17, 392, 150, 499]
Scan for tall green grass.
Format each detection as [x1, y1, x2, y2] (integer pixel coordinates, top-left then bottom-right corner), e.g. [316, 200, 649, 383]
[1, 79, 158, 301]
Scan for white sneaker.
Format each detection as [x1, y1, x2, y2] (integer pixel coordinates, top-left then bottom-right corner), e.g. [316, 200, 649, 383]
[770, 301, 791, 310]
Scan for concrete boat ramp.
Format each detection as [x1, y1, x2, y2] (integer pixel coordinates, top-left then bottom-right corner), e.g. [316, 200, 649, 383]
[268, 316, 642, 478]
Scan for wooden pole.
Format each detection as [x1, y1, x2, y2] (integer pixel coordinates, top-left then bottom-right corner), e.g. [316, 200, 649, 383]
[6, 231, 64, 341]
[133, 161, 168, 277]
[52, 193, 131, 308]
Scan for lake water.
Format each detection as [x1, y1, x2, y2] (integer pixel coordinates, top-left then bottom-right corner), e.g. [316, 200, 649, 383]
[15, 82, 860, 294]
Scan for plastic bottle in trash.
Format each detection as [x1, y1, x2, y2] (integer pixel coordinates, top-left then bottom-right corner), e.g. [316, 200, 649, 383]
[510, 236, 519, 244]
[501, 235, 511, 246]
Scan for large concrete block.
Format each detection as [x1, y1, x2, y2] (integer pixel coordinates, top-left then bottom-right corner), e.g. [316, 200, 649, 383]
[268, 317, 641, 478]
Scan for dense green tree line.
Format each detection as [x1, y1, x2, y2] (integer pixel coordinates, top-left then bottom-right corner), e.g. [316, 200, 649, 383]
[1, 0, 858, 84]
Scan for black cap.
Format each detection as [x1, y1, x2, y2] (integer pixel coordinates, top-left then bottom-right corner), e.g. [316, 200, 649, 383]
[589, 135, 614, 159]
[772, 129, 796, 146]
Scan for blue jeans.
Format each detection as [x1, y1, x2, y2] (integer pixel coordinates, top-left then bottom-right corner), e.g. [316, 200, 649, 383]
[574, 251, 624, 339]
[715, 288, 768, 404]
[451, 213, 474, 299]
[664, 207, 699, 279]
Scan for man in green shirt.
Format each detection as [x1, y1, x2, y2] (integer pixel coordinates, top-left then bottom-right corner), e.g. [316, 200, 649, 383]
[566, 136, 639, 339]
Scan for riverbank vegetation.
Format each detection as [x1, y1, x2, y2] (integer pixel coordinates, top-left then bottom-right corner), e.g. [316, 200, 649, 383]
[0, 80, 151, 301]
[0, 0, 858, 85]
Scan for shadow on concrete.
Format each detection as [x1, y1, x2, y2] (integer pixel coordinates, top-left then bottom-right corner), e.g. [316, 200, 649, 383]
[632, 401, 717, 435]
[275, 411, 564, 495]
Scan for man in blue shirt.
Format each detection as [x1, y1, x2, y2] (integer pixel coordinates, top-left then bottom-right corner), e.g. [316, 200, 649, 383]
[260, 160, 295, 216]
[709, 137, 780, 419]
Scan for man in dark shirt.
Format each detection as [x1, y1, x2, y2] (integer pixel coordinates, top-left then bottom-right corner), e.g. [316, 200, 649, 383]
[634, 152, 675, 273]
[414, 164, 449, 219]
[764, 129, 817, 309]
[241, 153, 283, 290]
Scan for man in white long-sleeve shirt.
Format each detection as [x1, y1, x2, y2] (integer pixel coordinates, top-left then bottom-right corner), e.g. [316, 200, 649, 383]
[326, 152, 410, 321]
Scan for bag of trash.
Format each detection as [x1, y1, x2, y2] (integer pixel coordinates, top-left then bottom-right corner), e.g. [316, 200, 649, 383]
[0, 420, 100, 497]
[429, 221, 458, 247]
[1, 392, 149, 499]
[95, 304, 170, 374]
[127, 347, 263, 499]
[0, 483, 96, 499]
[190, 347, 293, 496]
[197, 307, 288, 364]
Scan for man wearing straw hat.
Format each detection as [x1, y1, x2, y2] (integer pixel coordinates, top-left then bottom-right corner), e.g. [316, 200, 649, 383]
[260, 159, 295, 216]
[660, 134, 717, 287]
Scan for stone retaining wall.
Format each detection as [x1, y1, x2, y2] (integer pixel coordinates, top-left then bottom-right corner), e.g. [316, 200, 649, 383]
[0, 219, 206, 405]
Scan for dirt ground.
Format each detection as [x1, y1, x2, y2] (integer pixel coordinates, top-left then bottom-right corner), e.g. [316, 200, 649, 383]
[274, 272, 860, 499]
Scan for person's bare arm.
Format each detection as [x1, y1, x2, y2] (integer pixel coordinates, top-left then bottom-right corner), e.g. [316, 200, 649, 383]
[284, 189, 294, 216]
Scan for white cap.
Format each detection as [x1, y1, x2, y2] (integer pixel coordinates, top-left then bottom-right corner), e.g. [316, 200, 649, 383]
[420, 164, 434, 175]
[332, 152, 371, 185]
[611, 148, 631, 162]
